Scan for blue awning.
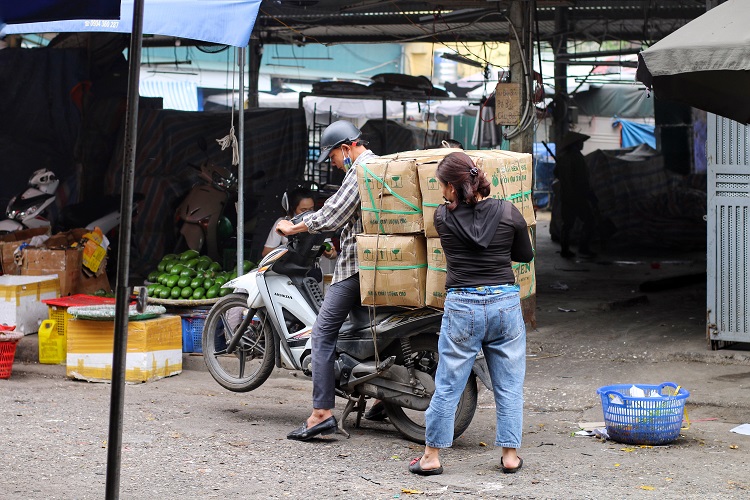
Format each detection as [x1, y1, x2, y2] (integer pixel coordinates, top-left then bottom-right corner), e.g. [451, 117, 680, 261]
[0, 0, 120, 25]
[1, 0, 261, 48]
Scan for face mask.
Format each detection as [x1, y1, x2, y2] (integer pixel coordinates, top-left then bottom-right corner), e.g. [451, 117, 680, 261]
[342, 150, 352, 170]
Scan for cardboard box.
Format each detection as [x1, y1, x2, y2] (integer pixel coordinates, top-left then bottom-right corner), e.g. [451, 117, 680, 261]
[423, 226, 536, 309]
[513, 259, 536, 300]
[0, 275, 60, 334]
[471, 150, 534, 226]
[0, 227, 51, 275]
[514, 224, 537, 300]
[405, 149, 535, 237]
[22, 247, 82, 297]
[66, 315, 183, 383]
[425, 237, 447, 308]
[357, 158, 423, 234]
[357, 234, 427, 307]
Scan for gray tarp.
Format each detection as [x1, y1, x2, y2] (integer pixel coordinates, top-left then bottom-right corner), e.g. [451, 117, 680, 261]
[636, 0, 750, 124]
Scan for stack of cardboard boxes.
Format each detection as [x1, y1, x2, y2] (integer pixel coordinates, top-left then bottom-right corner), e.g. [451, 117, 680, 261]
[356, 148, 536, 309]
[0, 228, 110, 296]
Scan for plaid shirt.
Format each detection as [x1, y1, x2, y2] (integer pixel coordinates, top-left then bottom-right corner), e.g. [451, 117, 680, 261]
[303, 150, 378, 284]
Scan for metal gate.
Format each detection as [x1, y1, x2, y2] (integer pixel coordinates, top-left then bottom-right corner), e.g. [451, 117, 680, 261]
[706, 113, 750, 348]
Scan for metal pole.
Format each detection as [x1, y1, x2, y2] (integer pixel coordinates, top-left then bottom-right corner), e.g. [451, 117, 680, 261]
[105, 0, 144, 497]
[553, 6, 569, 145]
[237, 46, 245, 273]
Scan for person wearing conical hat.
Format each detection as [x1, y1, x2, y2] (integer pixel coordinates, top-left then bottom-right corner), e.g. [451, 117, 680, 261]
[554, 131, 596, 259]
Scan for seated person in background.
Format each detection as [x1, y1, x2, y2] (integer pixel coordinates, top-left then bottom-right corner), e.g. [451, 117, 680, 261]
[264, 187, 316, 256]
[262, 188, 337, 279]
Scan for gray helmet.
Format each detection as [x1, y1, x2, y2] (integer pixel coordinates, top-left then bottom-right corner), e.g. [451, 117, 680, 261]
[317, 120, 362, 164]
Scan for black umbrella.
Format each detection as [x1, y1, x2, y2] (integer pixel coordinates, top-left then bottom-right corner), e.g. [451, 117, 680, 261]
[636, 0, 750, 125]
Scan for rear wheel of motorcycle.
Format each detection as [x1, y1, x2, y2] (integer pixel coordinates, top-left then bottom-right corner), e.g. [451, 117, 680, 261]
[382, 334, 478, 444]
[202, 293, 276, 392]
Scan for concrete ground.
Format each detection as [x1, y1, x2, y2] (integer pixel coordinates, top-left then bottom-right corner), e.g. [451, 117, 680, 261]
[2, 211, 749, 499]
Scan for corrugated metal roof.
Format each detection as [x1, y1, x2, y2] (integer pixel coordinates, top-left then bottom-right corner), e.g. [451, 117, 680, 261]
[255, 1, 706, 45]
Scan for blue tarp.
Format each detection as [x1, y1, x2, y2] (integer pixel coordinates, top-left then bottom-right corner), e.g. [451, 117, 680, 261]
[1, 0, 261, 47]
[613, 118, 656, 149]
[0, 0, 119, 25]
[533, 142, 556, 209]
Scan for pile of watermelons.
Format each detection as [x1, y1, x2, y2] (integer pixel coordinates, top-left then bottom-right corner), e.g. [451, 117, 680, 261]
[144, 250, 253, 300]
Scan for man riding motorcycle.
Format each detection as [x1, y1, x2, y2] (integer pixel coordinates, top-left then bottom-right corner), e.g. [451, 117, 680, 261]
[276, 120, 379, 441]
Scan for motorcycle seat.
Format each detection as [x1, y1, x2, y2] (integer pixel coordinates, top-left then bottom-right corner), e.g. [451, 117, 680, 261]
[338, 304, 408, 337]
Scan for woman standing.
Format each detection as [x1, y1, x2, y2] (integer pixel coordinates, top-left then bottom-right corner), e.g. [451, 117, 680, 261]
[409, 152, 534, 476]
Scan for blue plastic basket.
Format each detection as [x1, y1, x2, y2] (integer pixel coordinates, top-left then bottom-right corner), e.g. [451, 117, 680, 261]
[596, 382, 689, 445]
[181, 314, 207, 353]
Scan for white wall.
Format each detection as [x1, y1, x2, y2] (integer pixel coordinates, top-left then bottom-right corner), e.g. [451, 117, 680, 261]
[537, 115, 655, 154]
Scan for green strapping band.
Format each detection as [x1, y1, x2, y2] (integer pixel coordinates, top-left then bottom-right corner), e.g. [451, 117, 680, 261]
[361, 207, 418, 215]
[360, 263, 428, 271]
[361, 162, 422, 233]
[428, 265, 447, 273]
[504, 189, 532, 202]
[423, 202, 441, 208]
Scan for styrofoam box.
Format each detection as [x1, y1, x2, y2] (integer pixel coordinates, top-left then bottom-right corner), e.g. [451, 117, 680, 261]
[66, 315, 182, 383]
[0, 275, 60, 334]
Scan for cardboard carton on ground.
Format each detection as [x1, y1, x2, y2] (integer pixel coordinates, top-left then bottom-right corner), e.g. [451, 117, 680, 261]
[66, 315, 182, 383]
[0, 275, 60, 334]
[0, 227, 51, 275]
[22, 247, 82, 297]
[357, 158, 423, 235]
[356, 234, 427, 307]
[20, 244, 110, 296]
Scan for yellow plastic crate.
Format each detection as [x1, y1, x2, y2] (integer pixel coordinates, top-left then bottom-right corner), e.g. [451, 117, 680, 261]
[41, 294, 117, 365]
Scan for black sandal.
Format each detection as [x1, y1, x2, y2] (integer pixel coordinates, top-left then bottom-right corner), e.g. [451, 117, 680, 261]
[500, 457, 523, 474]
[409, 457, 444, 476]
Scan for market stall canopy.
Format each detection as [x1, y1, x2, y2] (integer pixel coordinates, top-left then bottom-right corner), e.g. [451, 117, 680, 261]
[1, 0, 260, 47]
[636, 0, 750, 124]
[0, 0, 120, 25]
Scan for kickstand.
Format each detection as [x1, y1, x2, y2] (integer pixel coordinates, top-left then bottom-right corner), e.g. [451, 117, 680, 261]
[354, 395, 366, 428]
[337, 398, 356, 439]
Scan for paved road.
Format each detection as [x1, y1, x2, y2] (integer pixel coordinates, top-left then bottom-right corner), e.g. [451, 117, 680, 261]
[3, 211, 750, 498]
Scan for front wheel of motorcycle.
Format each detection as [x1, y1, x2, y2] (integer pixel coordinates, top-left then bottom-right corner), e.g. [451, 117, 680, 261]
[382, 334, 478, 444]
[202, 293, 277, 392]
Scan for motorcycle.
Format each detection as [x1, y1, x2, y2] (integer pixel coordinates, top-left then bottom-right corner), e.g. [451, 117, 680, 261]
[56, 193, 146, 235]
[0, 168, 59, 233]
[202, 212, 491, 443]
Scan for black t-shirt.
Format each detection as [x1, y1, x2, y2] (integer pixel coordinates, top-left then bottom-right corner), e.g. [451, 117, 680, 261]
[435, 198, 534, 289]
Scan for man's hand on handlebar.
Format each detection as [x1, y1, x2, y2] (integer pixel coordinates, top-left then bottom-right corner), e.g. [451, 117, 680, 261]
[276, 218, 310, 237]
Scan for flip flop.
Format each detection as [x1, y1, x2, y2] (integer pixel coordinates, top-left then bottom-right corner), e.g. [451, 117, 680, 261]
[500, 457, 523, 474]
[409, 457, 444, 476]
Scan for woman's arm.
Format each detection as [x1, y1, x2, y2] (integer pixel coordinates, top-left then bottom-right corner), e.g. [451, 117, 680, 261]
[510, 206, 534, 263]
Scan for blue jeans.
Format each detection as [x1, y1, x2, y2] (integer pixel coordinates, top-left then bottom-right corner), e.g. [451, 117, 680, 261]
[425, 285, 526, 449]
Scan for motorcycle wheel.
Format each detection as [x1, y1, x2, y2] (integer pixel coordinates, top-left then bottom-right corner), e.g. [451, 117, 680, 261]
[382, 334, 478, 444]
[202, 293, 276, 392]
